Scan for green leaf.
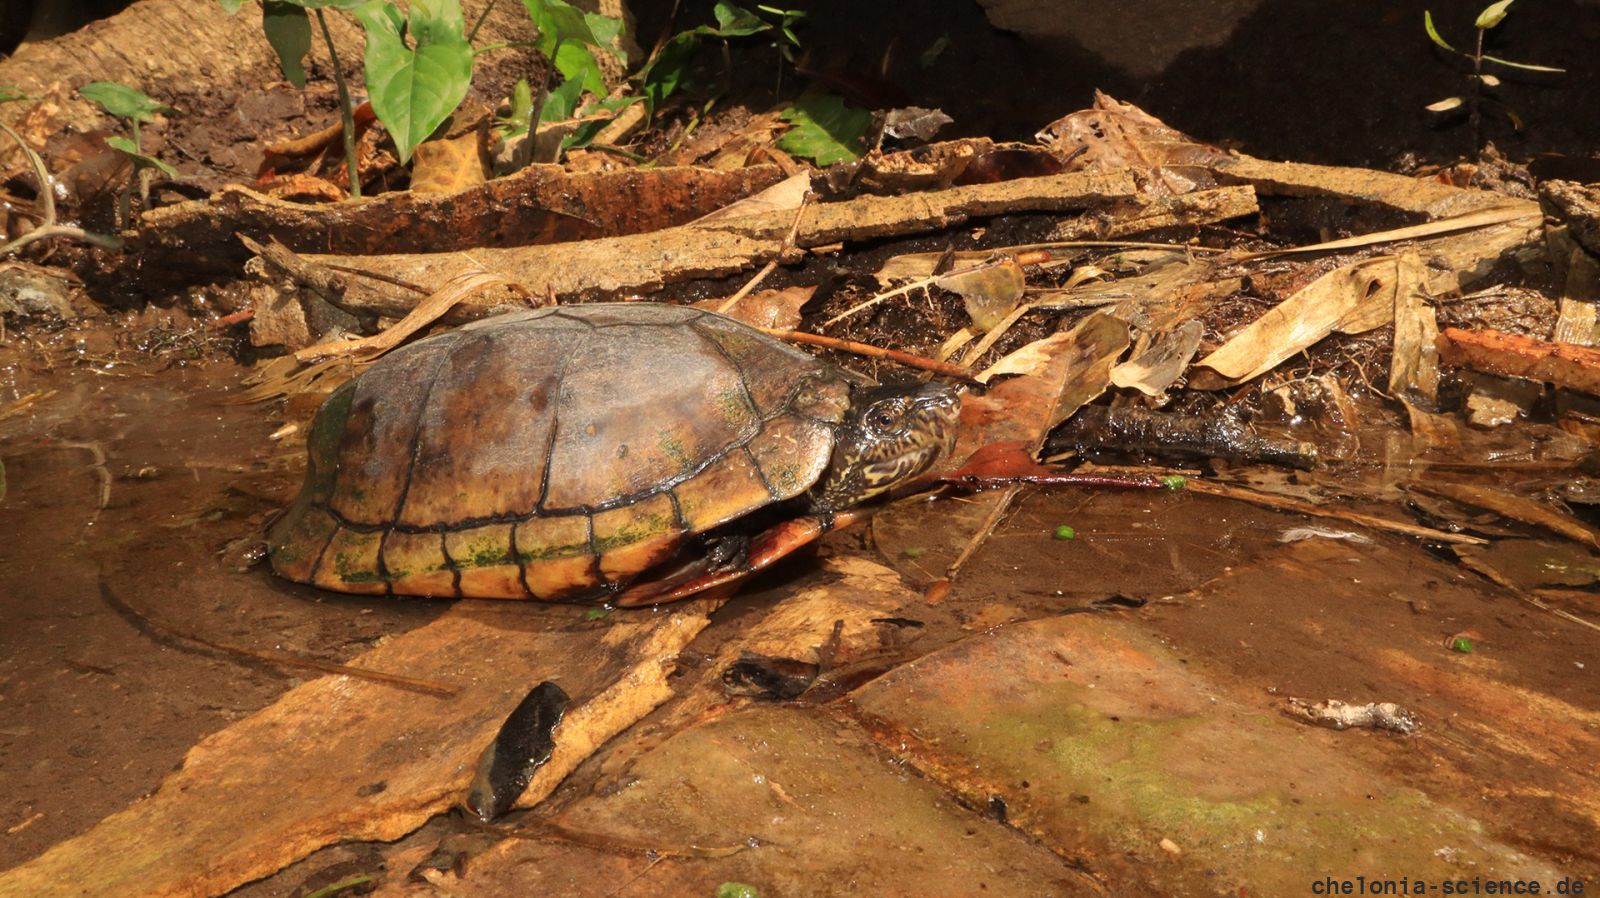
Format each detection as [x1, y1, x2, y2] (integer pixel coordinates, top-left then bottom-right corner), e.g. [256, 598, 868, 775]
[712, 1, 768, 36]
[541, 75, 586, 123]
[1481, 54, 1567, 73]
[553, 41, 606, 95]
[523, 0, 599, 55]
[509, 79, 533, 120]
[218, 0, 247, 13]
[563, 95, 641, 150]
[105, 136, 180, 177]
[637, 32, 699, 113]
[0, 84, 32, 103]
[1423, 11, 1458, 53]
[715, 884, 760, 898]
[584, 10, 625, 60]
[1475, 0, 1513, 29]
[776, 92, 870, 165]
[262, 1, 312, 88]
[352, 0, 474, 164]
[80, 81, 174, 124]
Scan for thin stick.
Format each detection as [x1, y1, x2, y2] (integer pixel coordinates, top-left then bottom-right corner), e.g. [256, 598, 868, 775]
[99, 580, 460, 697]
[718, 191, 812, 316]
[0, 121, 122, 255]
[761, 328, 980, 383]
[1183, 479, 1487, 545]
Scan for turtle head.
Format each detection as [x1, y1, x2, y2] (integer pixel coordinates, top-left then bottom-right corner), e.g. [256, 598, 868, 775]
[811, 381, 961, 513]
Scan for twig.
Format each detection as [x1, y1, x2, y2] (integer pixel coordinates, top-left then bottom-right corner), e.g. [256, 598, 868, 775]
[718, 191, 812, 317]
[761, 328, 979, 383]
[0, 121, 123, 255]
[98, 579, 460, 697]
[1183, 479, 1487, 545]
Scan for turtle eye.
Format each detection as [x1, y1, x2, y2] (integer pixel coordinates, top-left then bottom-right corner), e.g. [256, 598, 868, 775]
[867, 401, 906, 433]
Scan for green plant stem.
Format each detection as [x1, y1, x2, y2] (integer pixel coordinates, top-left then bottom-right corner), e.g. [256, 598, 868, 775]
[1470, 26, 1484, 162]
[315, 9, 362, 199]
[468, 0, 497, 43]
[515, 37, 561, 168]
[130, 119, 152, 213]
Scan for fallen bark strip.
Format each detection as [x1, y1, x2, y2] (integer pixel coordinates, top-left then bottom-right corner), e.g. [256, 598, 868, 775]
[0, 601, 718, 898]
[1437, 326, 1600, 397]
[129, 164, 788, 284]
[1048, 184, 1260, 239]
[273, 168, 1140, 322]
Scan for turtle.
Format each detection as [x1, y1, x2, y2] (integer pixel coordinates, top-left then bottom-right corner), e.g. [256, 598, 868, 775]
[268, 302, 960, 605]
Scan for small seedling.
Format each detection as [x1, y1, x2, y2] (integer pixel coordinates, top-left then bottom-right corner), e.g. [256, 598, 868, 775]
[755, 4, 806, 95]
[221, 0, 476, 197]
[903, 546, 926, 559]
[1448, 635, 1476, 653]
[715, 884, 760, 898]
[636, 0, 769, 117]
[79, 81, 178, 225]
[583, 607, 611, 621]
[1052, 525, 1076, 541]
[1161, 474, 1188, 491]
[1424, 0, 1565, 160]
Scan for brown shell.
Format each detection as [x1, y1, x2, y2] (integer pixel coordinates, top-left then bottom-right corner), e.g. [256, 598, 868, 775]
[268, 304, 852, 601]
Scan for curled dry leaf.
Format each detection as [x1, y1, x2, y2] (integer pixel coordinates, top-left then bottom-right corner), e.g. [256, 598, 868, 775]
[1191, 255, 1417, 389]
[936, 258, 1026, 332]
[1110, 318, 1204, 399]
[1388, 249, 1441, 402]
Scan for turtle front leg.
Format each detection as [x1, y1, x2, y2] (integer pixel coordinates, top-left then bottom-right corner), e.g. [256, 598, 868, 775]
[614, 510, 865, 607]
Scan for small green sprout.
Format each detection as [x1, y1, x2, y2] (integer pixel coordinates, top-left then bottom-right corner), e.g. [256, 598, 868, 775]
[1448, 636, 1476, 654]
[584, 607, 611, 621]
[1161, 474, 1189, 491]
[715, 884, 760, 898]
[1053, 525, 1076, 541]
[903, 546, 926, 559]
[1423, 0, 1565, 161]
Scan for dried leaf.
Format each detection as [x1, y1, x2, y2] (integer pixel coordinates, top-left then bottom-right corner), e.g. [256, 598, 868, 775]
[1191, 257, 1406, 389]
[1388, 249, 1440, 402]
[882, 106, 955, 142]
[1110, 318, 1204, 398]
[694, 171, 811, 224]
[936, 259, 1025, 333]
[408, 130, 487, 194]
[1426, 96, 1465, 113]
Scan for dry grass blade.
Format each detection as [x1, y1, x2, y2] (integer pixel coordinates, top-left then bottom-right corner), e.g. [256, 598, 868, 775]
[1234, 206, 1538, 261]
[239, 354, 367, 404]
[825, 256, 1021, 329]
[294, 269, 533, 364]
[1191, 255, 1413, 389]
[718, 191, 811, 317]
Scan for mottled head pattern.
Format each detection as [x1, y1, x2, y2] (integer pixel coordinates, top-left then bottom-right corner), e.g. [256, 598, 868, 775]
[810, 382, 960, 513]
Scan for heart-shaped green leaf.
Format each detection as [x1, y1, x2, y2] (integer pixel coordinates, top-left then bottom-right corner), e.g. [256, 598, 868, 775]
[776, 92, 870, 166]
[80, 82, 174, 123]
[352, 0, 474, 164]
